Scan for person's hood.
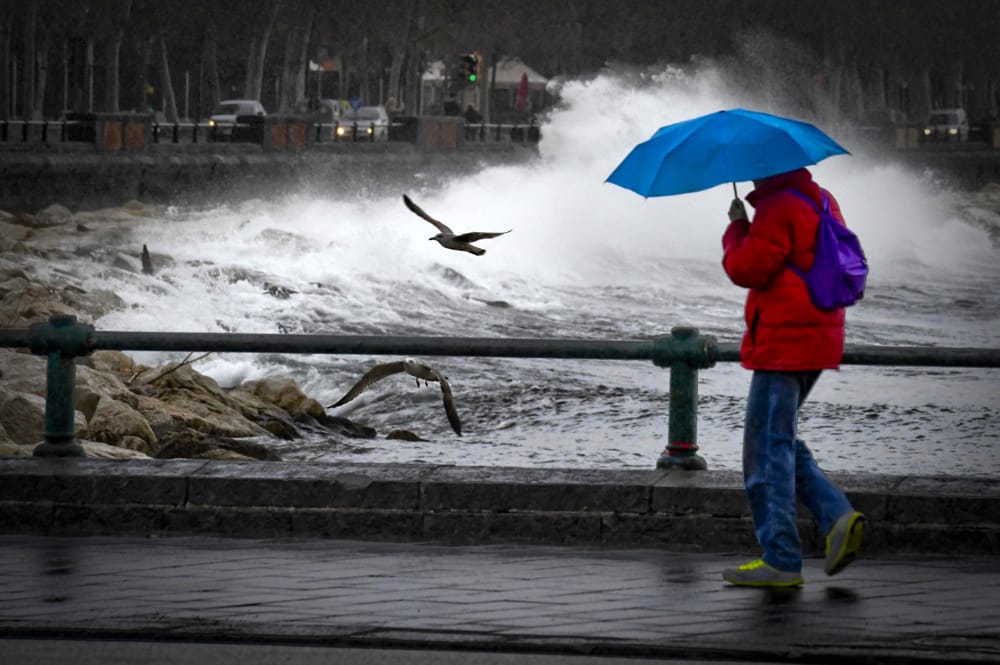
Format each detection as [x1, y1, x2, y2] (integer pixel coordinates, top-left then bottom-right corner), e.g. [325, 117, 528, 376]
[746, 168, 821, 207]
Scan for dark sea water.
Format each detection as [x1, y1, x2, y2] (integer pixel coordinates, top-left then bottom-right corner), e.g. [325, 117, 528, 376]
[22, 64, 1000, 477]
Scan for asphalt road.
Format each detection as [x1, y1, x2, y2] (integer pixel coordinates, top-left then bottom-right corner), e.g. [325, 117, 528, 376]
[1, 639, 791, 665]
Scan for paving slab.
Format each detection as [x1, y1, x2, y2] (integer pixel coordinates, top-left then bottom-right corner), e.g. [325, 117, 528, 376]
[0, 535, 997, 664]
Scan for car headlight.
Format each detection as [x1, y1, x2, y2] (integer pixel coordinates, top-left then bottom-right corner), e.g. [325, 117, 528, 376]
[365, 126, 374, 135]
[335, 125, 347, 137]
[209, 119, 216, 127]
[948, 127, 958, 135]
[923, 128, 932, 136]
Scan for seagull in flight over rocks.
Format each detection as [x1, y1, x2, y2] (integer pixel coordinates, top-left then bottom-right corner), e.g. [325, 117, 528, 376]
[327, 358, 462, 436]
[403, 194, 510, 256]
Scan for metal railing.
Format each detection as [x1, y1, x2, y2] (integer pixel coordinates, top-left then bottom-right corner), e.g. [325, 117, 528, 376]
[0, 117, 541, 146]
[2, 314, 998, 467]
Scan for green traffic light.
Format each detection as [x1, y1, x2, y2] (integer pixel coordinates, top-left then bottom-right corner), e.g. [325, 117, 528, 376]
[468, 74, 477, 82]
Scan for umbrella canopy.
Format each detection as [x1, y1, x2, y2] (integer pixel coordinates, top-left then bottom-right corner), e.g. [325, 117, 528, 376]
[606, 108, 849, 197]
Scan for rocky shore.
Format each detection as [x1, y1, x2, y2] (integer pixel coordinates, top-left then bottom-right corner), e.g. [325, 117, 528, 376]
[0, 200, 370, 461]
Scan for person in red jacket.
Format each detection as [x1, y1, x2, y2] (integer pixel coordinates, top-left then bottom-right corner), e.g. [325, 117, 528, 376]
[720, 167, 865, 588]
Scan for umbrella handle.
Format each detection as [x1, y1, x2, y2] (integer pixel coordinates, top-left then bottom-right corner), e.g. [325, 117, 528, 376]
[732, 182, 738, 198]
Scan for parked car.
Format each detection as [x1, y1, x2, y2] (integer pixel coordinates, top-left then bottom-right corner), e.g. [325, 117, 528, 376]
[294, 98, 344, 139]
[336, 105, 390, 141]
[294, 98, 343, 123]
[923, 107, 969, 142]
[208, 99, 266, 137]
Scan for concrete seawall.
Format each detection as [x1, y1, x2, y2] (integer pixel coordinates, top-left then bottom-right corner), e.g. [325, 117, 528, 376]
[0, 141, 536, 213]
[2, 458, 996, 556]
[4, 135, 1000, 214]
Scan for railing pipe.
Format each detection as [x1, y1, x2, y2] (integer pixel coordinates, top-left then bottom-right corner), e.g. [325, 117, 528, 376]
[26, 315, 92, 457]
[652, 326, 716, 469]
[2, 316, 999, 462]
[2, 326, 999, 367]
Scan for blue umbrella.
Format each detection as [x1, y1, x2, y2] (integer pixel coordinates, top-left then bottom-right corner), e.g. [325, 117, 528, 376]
[606, 108, 850, 198]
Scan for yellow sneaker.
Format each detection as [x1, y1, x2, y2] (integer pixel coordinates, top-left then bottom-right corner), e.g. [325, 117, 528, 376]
[722, 559, 803, 588]
[825, 511, 865, 576]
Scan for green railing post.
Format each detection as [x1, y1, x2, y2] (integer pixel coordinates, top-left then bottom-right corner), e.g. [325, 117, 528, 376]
[652, 326, 716, 470]
[28, 314, 94, 457]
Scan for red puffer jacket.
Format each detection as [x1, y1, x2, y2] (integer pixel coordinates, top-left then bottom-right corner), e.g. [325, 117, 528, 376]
[721, 168, 845, 371]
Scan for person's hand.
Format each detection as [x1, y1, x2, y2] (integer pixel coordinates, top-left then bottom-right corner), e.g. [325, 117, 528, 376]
[728, 198, 748, 222]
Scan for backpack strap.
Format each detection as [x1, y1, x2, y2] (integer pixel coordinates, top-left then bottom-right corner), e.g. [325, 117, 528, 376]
[785, 189, 827, 278]
[787, 188, 829, 214]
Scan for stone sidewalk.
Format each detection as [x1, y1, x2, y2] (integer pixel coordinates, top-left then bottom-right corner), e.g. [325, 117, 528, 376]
[1, 535, 998, 664]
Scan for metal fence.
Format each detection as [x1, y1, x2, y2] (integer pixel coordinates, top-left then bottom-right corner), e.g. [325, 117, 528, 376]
[0, 116, 542, 146]
[2, 315, 998, 468]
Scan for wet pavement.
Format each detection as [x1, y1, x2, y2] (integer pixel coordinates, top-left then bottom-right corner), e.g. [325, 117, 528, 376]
[1, 535, 998, 663]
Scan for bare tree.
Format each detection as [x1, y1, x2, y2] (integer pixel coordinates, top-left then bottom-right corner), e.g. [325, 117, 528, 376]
[244, 0, 282, 101]
[158, 35, 179, 121]
[277, 4, 314, 112]
[98, 0, 132, 112]
[22, 0, 37, 119]
[1, 21, 11, 119]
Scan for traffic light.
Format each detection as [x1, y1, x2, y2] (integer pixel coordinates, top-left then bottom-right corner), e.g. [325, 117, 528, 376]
[462, 53, 478, 83]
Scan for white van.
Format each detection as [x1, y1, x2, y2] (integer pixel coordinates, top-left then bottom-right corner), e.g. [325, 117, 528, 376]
[923, 108, 969, 142]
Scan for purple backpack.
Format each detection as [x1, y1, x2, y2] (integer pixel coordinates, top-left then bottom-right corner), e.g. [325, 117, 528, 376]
[788, 190, 868, 310]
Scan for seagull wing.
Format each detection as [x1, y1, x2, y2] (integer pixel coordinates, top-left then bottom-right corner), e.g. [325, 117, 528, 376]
[453, 230, 512, 243]
[402, 194, 453, 235]
[434, 372, 463, 436]
[328, 360, 407, 408]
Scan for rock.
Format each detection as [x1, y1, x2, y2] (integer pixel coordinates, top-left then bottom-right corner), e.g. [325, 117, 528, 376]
[235, 376, 326, 418]
[112, 252, 143, 273]
[0, 390, 87, 445]
[8, 211, 37, 227]
[0, 220, 34, 241]
[313, 413, 377, 439]
[80, 439, 152, 459]
[154, 431, 280, 461]
[33, 204, 73, 228]
[131, 364, 271, 439]
[386, 429, 428, 441]
[190, 448, 258, 461]
[0, 441, 35, 457]
[80, 350, 138, 377]
[86, 396, 158, 455]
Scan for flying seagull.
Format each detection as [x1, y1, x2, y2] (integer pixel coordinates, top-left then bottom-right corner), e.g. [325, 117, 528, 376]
[403, 194, 510, 256]
[327, 358, 462, 436]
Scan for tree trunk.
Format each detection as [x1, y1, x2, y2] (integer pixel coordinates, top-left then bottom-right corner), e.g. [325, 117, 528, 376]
[293, 12, 312, 104]
[359, 35, 369, 104]
[1, 23, 10, 119]
[23, 0, 36, 119]
[85, 38, 94, 112]
[389, 0, 419, 115]
[137, 36, 153, 113]
[33, 31, 47, 116]
[243, 34, 258, 99]
[204, 31, 220, 112]
[277, 8, 313, 112]
[158, 35, 178, 122]
[103, 0, 132, 113]
[244, 0, 282, 101]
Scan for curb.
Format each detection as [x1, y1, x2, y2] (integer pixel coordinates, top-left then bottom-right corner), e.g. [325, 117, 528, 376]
[1, 458, 997, 555]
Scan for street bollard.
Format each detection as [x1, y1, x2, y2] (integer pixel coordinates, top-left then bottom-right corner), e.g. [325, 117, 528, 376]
[27, 315, 94, 457]
[651, 326, 716, 470]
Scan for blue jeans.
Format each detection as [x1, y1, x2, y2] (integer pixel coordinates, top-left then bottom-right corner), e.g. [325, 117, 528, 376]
[743, 370, 853, 572]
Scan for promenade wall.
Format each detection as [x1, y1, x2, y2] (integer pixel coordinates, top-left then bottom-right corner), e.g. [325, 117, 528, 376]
[0, 114, 537, 213]
[4, 114, 1000, 213]
[2, 458, 997, 556]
